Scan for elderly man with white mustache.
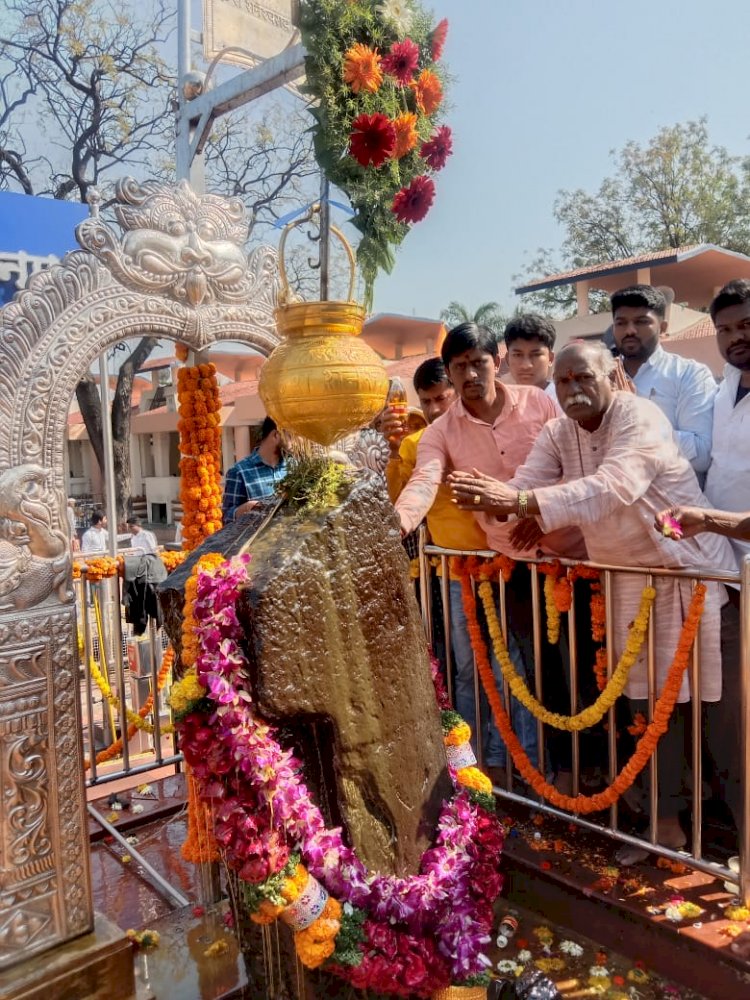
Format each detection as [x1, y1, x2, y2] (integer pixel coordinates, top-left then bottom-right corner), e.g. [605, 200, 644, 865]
[449, 340, 737, 863]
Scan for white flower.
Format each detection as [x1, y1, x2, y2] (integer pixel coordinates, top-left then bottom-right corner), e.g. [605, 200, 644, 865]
[589, 966, 609, 977]
[110, 801, 123, 812]
[517, 949, 532, 962]
[664, 906, 684, 923]
[377, 0, 412, 35]
[560, 939, 584, 957]
[126, 835, 139, 845]
[497, 960, 520, 975]
[131, 803, 144, 815]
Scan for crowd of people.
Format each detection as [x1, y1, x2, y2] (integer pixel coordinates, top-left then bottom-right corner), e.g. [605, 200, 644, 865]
[68, 277, 750, 860]
[385, 279, 750, 861]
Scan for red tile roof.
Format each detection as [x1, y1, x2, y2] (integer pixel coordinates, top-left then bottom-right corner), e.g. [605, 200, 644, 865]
[516, 245, 706, 293]
[666, 315, 714, 341]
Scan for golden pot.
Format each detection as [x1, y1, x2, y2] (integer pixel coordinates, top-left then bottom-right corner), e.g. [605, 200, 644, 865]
[431, 988, 488, 1000]
[260, 299, 388, 446]
[258, 208, 389, 447]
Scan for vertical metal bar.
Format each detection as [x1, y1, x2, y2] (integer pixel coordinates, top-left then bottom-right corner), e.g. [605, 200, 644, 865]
[499, 574, 512, 789]
[471, 575, 484, 770]
[569, 579, 580, 797]
[440, 555, 454, 707]
[319, 176, 330, 301]
[417, 525, 432, 638]
[97, 354, 118, 557]
[647, 573, 658, 845]
[530, 564, 545, 775]
[175, 0, 192, 180]
[111, 573, 130, 774]
[739, 556, 750, 907]
[690, 579, 702, 861]
[82, 576, 98, 783]
[604, 571, 618, 830]
[149, 619, 164, 766]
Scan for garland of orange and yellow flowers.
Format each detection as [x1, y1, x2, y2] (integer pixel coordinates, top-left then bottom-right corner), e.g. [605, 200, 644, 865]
[459, 570, 707, 814]
[175, 346, 223, 551]
[478, 577, 655, 732]
[170, 552, 226, 864]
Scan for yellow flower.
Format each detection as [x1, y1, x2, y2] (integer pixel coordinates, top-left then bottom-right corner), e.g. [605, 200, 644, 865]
[343, 43, 382, 94]
[456, 766, 493, 794]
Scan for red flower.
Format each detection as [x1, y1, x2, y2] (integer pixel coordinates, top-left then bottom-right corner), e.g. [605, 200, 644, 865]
[421, 125, 453, 170]
[431, 18, 448, 60]
[391, 175, 435, 224]
[381, 38, 420, 85]
[349, 113, 396, 167]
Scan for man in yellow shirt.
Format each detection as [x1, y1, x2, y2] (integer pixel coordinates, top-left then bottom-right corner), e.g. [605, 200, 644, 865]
[382, 357, 536, 781]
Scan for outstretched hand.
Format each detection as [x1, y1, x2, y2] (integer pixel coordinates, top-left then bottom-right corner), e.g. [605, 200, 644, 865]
[509, 517, 544, 552]
[447, 469, 517, 513]
[655, 506, 705, 540]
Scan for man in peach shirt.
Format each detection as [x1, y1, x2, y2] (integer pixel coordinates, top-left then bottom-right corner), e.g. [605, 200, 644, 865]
[395, 324, 582, 781]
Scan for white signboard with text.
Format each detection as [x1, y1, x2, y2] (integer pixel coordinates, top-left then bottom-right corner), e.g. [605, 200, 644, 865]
[203, 0, 299, 68]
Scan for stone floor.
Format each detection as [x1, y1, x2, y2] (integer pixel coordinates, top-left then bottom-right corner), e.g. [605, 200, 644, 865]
[86, 776, 746, 999]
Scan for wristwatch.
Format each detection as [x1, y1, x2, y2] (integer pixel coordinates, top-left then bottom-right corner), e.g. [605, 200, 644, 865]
[517, 490, 529, 518]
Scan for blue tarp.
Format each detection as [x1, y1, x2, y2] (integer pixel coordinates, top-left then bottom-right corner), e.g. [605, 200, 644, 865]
[0, 190, 88, 256]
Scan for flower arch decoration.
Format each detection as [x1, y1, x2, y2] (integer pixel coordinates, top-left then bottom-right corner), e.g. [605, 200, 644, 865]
[298, 0, 451, 305]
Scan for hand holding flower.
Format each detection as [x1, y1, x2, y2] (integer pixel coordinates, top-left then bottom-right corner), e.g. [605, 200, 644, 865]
[655, 507, 704, 540]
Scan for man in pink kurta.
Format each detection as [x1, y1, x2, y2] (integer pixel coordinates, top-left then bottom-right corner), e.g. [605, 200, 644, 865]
[449, 341, 737, 860]
[394, 323, 583, 784]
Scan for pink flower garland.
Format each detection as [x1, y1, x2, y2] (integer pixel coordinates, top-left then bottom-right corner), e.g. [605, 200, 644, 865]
[177, 556, 503, 991]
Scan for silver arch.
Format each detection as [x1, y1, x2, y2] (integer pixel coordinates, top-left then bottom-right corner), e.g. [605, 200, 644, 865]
[0, 179, 281, 969]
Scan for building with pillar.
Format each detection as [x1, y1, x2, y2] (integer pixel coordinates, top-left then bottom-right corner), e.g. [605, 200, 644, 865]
[515, 243, 750, 375]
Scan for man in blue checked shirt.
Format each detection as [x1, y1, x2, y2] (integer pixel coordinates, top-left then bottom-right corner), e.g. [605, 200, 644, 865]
[222, 416, 287, 522]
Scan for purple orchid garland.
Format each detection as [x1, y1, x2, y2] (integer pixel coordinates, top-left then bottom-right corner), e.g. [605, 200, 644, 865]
[178, 556, 503, 986]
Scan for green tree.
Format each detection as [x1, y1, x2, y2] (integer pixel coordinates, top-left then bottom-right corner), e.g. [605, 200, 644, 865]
[517, 119, 750, 316]
[439, 300, 507, 337]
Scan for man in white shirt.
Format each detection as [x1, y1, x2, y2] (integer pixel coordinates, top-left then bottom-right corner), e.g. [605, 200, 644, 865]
[698, 279, 750, 832]
[704, 279, 750, 563]
[503, 313, 563, 412]
[127, 516, 158, 554]
[81, 511, 108, 554]
[611, 285, 716, 475]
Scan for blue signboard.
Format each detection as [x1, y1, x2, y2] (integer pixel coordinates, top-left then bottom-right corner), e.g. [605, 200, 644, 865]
[0, 191, 89, 305]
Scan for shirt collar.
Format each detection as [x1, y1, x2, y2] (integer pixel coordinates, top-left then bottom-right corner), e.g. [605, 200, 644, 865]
[454, 381, 518, 425]
[635, 344, 666, 372]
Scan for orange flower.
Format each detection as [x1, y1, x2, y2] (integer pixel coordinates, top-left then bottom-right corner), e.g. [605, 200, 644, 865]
[392, 112, 418, 158]
[412, 68, 442, 114]
[343, 42, 382, 94]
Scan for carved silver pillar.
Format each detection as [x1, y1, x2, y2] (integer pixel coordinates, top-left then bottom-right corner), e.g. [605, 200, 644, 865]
[0, 178, 281, 975]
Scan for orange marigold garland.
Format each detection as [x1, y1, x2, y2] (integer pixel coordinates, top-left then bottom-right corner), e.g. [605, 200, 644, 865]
[460, 572, 706, 814]
[177, 363, 223, 551]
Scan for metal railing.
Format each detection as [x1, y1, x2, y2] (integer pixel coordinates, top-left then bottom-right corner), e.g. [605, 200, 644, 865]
[74, 568, 182, 788]
[418, 537, 750, 905]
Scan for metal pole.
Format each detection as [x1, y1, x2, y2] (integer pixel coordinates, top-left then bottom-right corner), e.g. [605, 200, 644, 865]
[440, 556, 453, 707]
[88, 804, 190, 908]
[690, 581, 702, 860]
[646, 573, 658, 845]
[319, 176, 330, 301]
[98, 355, 119, 556]
[568, 581, 580, 797]
[176, 0, 192, 181]
[530, 565, 545, 775]
[605, 571, 618, 831]
[740, 557, 750, 906]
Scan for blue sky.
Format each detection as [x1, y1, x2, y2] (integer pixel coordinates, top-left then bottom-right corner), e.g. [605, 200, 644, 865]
[368, 0, 750, 320]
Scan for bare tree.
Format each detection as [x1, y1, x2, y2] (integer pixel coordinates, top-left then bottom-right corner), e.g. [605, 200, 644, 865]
[0, 0, 320, 520]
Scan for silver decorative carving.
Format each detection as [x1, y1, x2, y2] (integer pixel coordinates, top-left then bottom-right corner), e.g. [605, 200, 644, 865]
[0, 179, 282, 970]
[0, 465, 71, 610]
[338, 427, 390, 477]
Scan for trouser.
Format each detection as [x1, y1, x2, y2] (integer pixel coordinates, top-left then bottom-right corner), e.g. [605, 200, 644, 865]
[627, 699, 688, 820]
[448, 576, 539, 770]
[705, 598, 742, 829]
